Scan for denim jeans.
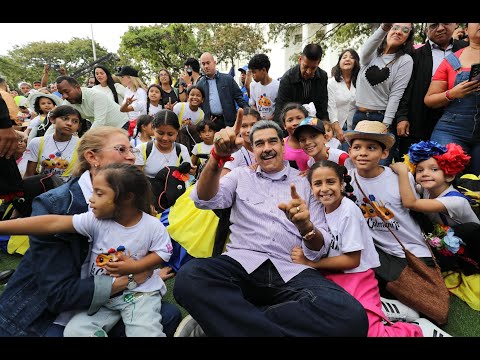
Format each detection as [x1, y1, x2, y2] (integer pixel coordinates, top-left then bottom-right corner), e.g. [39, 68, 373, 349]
[44, 301, 181, 337]
[430, 69, 480, 174]
[174, 255, 368, 337]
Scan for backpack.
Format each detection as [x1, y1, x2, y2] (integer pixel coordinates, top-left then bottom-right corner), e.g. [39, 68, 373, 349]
[149, 162, 191, 213]
[1, 173, 64, 220]
[141, 141, 183, 166]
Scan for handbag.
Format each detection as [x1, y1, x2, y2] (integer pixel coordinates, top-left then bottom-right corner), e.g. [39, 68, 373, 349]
[355, 175, 450, 325]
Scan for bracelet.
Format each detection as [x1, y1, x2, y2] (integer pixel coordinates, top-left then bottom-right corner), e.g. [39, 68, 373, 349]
[210, 147, 234, 168]
[445, 90, 453, 101]
[302, 227, 316, 241]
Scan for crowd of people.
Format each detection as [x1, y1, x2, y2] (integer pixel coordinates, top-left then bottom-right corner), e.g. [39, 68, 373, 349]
[0, 22, 478, 337]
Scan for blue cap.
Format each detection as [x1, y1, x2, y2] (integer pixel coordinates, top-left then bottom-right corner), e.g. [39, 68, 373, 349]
[238, 65, 248, 72]
[292, 117, 325, 140]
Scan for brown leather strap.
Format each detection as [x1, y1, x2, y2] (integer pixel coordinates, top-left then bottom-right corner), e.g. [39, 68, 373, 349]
[354, 173, 438, 263]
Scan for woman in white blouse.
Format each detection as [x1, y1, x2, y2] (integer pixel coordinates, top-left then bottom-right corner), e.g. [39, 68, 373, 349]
[92, 65, 126, 105]
[327, 48, 360, 148]
[116, 65, 148, 121]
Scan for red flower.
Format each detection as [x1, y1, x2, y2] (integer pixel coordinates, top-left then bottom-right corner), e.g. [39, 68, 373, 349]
[434, 143, 470, 176]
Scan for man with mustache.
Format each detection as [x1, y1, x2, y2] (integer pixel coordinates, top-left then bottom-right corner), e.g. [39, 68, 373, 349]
[173, 109, 368, 337]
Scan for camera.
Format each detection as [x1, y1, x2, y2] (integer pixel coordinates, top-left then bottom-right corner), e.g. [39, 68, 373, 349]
[49, 63, 61, 70]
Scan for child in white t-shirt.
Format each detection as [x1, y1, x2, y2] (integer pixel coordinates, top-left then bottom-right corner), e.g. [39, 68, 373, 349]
[23, 105, 81, 182]
[323, 120, 341, 149]
[343, 121, 451, 336]
[291, 160, 428, 337]
[130, 115, 154, 147]
[191, 120, 215, 179]
[222, 108, 260, 176]
[0, 164, 172, 337]
[172, 86, 205, 127]
[293, 116, 354, 172]
[390, 140, 479, 226]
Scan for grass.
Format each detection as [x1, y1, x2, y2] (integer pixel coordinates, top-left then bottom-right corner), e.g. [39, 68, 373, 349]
[1, 251, 478, 337]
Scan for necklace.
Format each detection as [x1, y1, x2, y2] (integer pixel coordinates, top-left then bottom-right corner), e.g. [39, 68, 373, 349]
[53, 137, 72, 157]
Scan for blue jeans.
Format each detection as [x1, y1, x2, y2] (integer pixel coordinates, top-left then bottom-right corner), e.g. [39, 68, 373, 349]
[431, 52, 480, 174]
[352, 110, 396, 165]
[44, 301, 181, 337]
[173, 255, 368, 336]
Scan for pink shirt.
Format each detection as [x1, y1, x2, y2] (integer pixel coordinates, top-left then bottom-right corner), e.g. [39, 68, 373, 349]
[284, 136, 310, 171]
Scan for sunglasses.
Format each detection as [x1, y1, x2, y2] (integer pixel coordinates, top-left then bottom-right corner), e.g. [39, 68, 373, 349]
[107, 145, 140, 156]
[428, 23, 452, 31]
[391, 25, 412, 34]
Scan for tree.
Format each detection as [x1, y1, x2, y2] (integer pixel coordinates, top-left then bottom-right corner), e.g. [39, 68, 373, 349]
[2, 38, 111, 88]
[269, 23, 427, 51]
[196, 24, 267, 68]
[118, 23, 200, 82]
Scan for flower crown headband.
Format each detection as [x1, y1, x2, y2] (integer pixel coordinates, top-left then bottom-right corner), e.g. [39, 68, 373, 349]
[402, 140, 470, 176]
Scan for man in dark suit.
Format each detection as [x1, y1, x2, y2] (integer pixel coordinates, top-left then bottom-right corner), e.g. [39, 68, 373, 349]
[395, 23, 468, 157]
[274, 44, 329, 127]
[197, 52, 249, 129]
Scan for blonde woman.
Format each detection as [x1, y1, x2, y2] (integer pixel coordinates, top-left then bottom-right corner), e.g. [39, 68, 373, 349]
[117, 66, 148, 121]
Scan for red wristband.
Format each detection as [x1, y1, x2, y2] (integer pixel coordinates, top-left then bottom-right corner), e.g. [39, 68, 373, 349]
[445, 90, 453, 101]
[210, 147, 234, 168]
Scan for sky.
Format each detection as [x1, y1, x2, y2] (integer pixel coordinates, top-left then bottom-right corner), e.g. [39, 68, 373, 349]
[0, 23, 154, 56]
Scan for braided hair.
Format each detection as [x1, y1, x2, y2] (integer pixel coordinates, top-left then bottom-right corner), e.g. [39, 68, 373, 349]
[307, 160, 357, 202]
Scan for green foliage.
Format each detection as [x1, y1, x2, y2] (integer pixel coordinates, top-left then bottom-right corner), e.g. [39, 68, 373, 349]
[269, 23, 430, 53]
[195, 24, 267, 67]
[118, 24, 200, 82]
[1, 38, 110, 89]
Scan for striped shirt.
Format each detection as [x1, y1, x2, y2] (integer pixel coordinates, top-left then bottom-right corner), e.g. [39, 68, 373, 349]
[190, 161, 330, 282]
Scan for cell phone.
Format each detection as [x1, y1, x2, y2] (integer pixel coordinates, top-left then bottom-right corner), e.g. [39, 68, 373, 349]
[469, 63, 480, 82]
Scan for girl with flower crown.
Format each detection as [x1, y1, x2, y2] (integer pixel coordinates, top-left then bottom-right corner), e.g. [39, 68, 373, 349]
[390, 140, 479, 226]
[390, 141, 480, 281]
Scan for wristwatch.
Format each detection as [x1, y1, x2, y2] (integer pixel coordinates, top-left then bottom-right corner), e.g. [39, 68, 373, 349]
[127, 274, 137, 290]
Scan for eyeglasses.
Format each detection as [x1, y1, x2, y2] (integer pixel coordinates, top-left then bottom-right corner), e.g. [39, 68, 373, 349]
[428, 23, 451, 31]
[107, 145, 140, 156]
[391, 25, 411, 34]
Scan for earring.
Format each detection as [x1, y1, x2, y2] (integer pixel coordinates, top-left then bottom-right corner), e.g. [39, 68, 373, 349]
[94, 163, 99, 168]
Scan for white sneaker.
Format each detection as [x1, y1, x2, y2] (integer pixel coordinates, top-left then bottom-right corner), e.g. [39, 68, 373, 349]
[173, 314, 206, 337]
[380, 297, 420, 322]
[412, 318, 452, 337]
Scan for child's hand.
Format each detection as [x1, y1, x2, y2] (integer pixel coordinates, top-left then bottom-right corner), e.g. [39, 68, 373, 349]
[298, 170, 308, 177]
[291, 246, 308, 264]
[182, 118, 192, 126]
[159, 266, 176, 281]
[104, 253, 137, 276]
[189, 164, 197, 175]
[390, 162, 409, 175]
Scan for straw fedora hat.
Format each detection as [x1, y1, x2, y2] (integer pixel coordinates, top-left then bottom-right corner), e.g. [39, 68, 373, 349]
[344, 120, 395, 150]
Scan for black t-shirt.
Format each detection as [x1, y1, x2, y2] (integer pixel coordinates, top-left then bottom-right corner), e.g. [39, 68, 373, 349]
[160, 88, 179, 107]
